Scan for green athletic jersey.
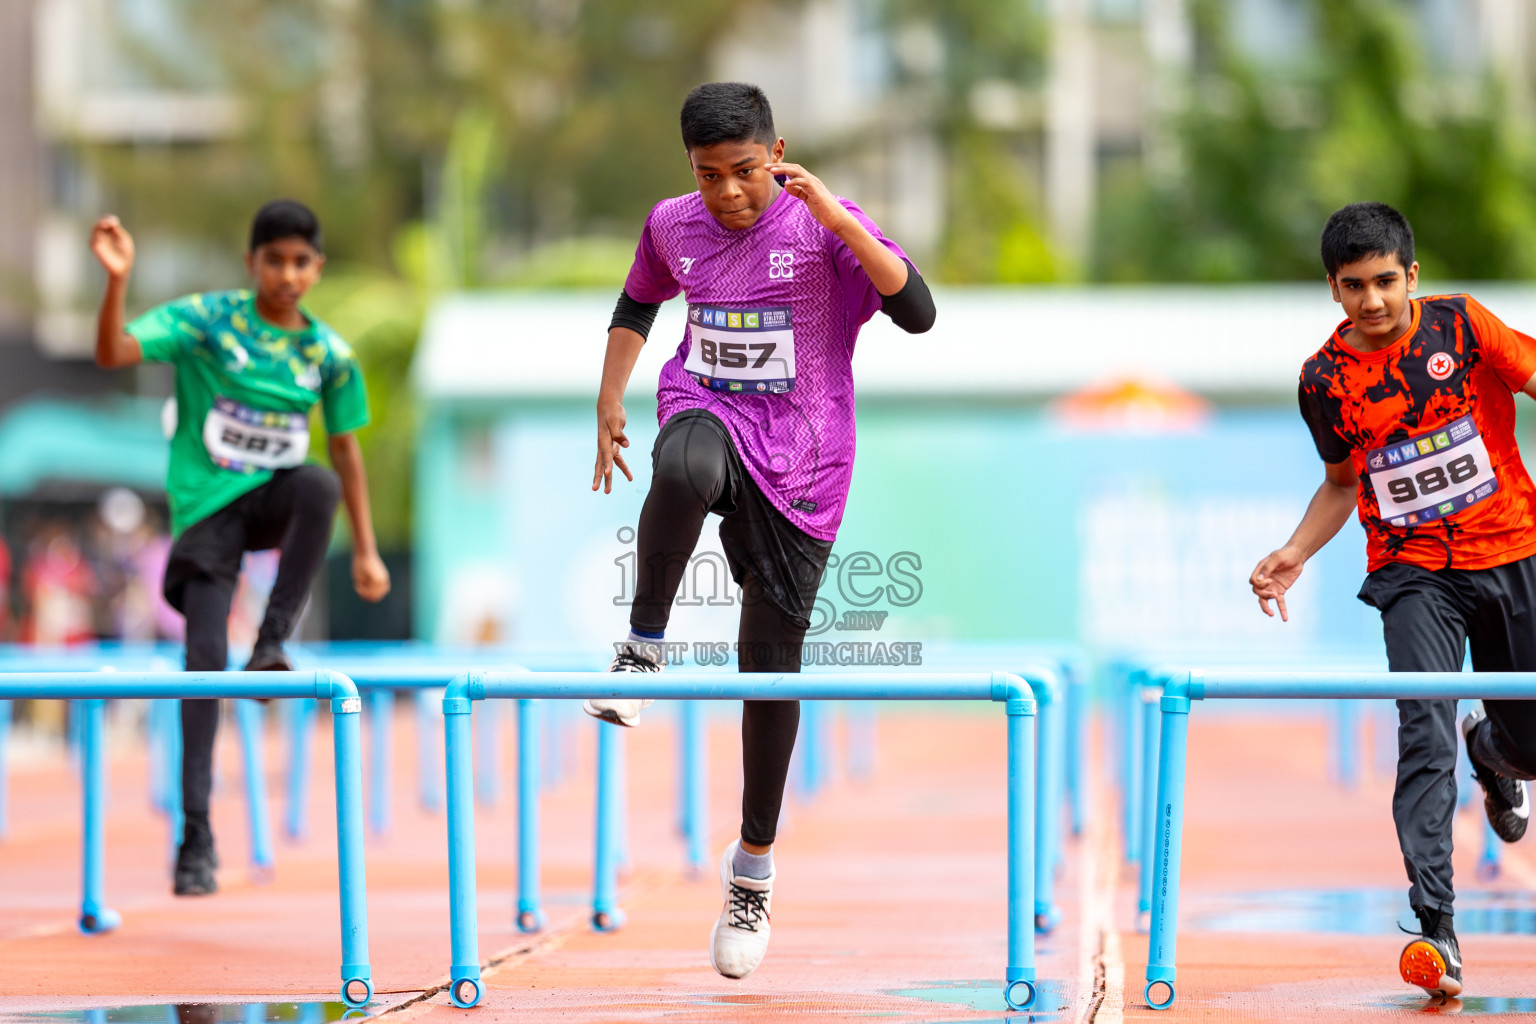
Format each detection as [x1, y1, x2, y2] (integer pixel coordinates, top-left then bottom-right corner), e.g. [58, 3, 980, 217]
[127, 289, 369, 535]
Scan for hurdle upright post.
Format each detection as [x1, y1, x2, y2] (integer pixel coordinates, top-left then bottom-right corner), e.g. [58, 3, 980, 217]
[681, 699, 708, 874]
[235, 699, 275, 878]
[78, 699, 120, 934]
[416, 688, 442, 811]
[442, 673, 482, 1008]
[1479, 816, 1503, 881]
[592, 720, 625, 931]
[1332, 699, 1361, 789]
[0, 698, 10, 839]
[284, 697, 315, 840]
[1122, 666, 1146, 865]
[1136, 682, 1162, 931]
[1144, 671, 1194, 1011]
[1030, 670, 1064, 932]
[1065, 666, 1087, 837]
[515, 698, 546, 932]
[1002, 673, 1039, 1012]
[367, 689, 393, 835]
[325, 673, 373, 1008]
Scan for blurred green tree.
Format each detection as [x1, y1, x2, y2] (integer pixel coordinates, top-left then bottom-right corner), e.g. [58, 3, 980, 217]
[1096, 0, 1536, 283]
[77, 0, 756, 547]
[881, 2, 1056, 282]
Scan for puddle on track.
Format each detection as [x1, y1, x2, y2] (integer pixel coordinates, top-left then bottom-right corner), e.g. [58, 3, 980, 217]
[1375, 994, 1536, 1015]
[1189, 888, 1536, 935]
[0, 1003, 373, 1024]
[886, 980, 1066, 1021]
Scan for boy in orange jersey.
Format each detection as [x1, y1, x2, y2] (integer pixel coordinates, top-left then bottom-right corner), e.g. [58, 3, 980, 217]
[1251, 202, 1536, 1000]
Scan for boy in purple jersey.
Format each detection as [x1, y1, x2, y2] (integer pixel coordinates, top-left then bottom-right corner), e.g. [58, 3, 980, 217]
[588, 82, 934, 978]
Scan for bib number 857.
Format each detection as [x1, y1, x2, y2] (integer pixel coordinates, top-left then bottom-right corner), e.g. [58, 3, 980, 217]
[698, 338, 778, 369]
[1386, 454, 1478, 504]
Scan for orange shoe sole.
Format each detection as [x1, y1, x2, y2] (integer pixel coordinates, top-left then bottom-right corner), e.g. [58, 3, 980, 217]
[1400, 939, 1463, 997]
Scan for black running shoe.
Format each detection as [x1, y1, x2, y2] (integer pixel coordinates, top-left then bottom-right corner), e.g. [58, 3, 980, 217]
[173, 837, 219, 896]
[1400, 908, 1462, 998]
[244, 642, 294, 673]
[1462, 708, 1529, 843]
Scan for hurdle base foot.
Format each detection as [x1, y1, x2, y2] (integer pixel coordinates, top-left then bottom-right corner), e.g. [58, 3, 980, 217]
[78, 907, 121, 935]
[1145, 979, 1175, 1010]
[1004, 979, 1036, 1011]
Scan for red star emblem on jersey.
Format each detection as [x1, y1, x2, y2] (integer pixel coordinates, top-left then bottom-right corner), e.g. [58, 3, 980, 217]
[1427, 352, 1455, 380]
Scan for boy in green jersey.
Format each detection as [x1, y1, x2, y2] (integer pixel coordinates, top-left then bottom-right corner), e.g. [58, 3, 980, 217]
[90, 200, 391, 895]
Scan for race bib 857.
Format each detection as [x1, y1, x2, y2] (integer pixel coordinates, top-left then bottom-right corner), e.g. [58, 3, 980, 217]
[1366, 413, 1498, 527]
[684, 304, 795, 395]
[204, 397, 310, 472]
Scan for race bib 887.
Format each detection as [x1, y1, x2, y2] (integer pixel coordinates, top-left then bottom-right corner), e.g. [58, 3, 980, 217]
[684, 304, 795, 395]
[1366, 413, 1498, 527]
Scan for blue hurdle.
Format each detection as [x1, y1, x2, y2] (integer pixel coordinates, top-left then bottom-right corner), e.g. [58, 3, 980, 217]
[0, 644, 278, 877]
[437, 670, 1041, 1012]
[1143, 669, 1536, 1012]
[1116, 651, 1385, 881]
[12, 670, 372, 1008]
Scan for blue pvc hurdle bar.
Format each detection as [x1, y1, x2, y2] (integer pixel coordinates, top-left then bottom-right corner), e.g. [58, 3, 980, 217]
[18, 671, 373, 1008]
[438, 670, 1040, 1012]
[0, 645, 282, 871]
[1144, 669, 1536, 1012]
[1120, 652, 1388, 880]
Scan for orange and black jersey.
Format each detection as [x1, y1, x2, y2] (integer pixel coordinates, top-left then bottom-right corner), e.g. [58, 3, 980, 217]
[1299, 295, 1536, 572]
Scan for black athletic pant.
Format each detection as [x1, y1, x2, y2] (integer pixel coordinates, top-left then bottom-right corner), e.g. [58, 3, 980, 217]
[1359, 555, 1536, 918]
[631, 411, 831, 848]
[163, 465, 341, 844]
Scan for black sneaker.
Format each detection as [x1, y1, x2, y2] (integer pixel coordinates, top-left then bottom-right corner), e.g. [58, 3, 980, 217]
[173, 836, 219, 896]
[1462, 708, 1529, 843]
[244, 642, 294, 673]
[1400, 908, 1462, 998]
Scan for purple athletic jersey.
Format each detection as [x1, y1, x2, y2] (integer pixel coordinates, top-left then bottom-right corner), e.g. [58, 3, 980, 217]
[624, 189, 908, 541]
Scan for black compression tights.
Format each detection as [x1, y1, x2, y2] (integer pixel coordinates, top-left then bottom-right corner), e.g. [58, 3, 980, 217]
[631, 419, 804, 848]
[178, 467, 340, 844]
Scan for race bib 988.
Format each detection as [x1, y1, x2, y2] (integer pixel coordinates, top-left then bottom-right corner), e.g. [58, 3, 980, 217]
[684, 304, 795, 395]
[204, 397, 310, 472]
[1366, 413, 1498, 527]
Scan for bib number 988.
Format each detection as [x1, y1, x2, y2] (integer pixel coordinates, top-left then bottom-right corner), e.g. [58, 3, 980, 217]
[1386, 454, 1478, 504]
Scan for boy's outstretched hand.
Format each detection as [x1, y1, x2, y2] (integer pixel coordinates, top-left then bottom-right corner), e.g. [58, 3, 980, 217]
[593, 398, 633, 493]
[1250, 546, 1305, 622]
[765, 162, 851, 235]
[353, 550, 391, 603]
[90, 216, 135, 280]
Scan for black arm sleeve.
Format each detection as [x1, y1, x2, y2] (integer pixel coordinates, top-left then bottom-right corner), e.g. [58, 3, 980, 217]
[610, 289, 662, 339]
[1298, 382, 1352, 464]
[879, 259, 936, 334]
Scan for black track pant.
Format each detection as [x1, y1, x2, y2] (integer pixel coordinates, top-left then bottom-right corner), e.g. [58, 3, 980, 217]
[1359, 556, 1536, 917]
[163, 465, 341, 843]
[631, 411, 831, 847]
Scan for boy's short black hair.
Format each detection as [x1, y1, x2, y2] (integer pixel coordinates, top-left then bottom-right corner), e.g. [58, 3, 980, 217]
[680, 82, 776, 151]
[1320, 202, 1414, 277]
[249, 199, 323, 253]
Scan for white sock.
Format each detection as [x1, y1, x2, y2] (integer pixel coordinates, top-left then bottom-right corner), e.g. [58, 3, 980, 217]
[732, 844, 773, 880]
